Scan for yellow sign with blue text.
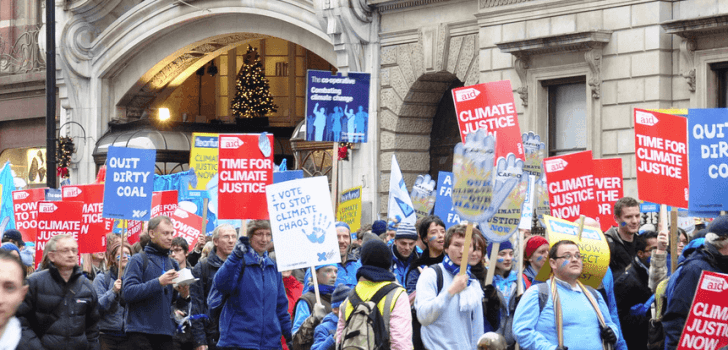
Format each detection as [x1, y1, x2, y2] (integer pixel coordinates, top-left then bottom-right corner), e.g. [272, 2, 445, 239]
[535, 215, 611, 288]
[337, 186, 362, 236]
[189, 133, 219, 191]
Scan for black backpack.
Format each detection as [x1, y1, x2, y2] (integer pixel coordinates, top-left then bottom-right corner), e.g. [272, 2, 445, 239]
[339, 283, 401, 350]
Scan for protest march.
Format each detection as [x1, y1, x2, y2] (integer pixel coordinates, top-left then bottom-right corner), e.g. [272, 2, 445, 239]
[3, 78, 728, 350]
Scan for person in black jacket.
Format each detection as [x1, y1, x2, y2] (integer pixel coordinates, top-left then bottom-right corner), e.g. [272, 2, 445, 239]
[190, 224, 236, 350]
[614, 231, 657, 350]
[16, 234, 100, 350]
[604, 197, 641, 279]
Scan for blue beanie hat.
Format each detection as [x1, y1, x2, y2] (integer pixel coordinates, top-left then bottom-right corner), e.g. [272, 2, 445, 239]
[372, 220, 387, 235]
[335, 222, 351, 231]
[708, 216, 728, 237]
[315, 263, 337, 271]
[395, 222, 418, 241]
[487, 240, 513, 257]
[331, 284, 352, 308]
[0, 242, 20, 256]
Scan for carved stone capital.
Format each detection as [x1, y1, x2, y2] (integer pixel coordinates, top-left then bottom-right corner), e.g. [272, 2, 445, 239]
[514, 55, 529, 106]
[584, 48, 602, 99]
[319, 0, 374, 72]
[680, 38, 696, 92]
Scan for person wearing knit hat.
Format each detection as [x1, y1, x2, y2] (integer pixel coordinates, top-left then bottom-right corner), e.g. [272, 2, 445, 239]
[522, 236, 549, 286]
[334, 239, 412, 349]
[311, 284, 350, 350]
[291, 263, 338, 348]
[94, 240, 133, 349]
[404, 215, 446, 295]
[302, 222, 362, 297]
[371, 220, 387, 235]
[0, 242, 20, 258]
[390, 222, 422, 285]
[486, 240, 519, 312]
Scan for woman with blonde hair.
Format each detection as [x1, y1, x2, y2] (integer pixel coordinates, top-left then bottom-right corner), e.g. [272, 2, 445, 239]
[94, 240, 133, 349]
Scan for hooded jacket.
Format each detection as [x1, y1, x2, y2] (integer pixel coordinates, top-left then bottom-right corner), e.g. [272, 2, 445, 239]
[93, 268, 126, 335]
[614, 257, 652, 350]
[302, 250, 361, 295]
[311, 312, 338, 350]
[404, 248, 444, 294]
[390, 243, 420, 286]
[16, 263, 100, 350]
[604, 226, 636, 279]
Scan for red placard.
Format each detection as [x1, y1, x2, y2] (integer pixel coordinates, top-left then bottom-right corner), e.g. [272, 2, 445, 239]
[170, 207, 203, 252]
[151, 190, 178, 218]
[543, 151, 599, 222]
[677, 270, 728, 350]
[35, 201, 83, 268]
[126, 220, 144, 245]
[634, 109, 689, 208]
[218, 134, 274, 219]
[12, 188, 46, 243]
[62, 184, 114, 254]
[451, 80, 524, 161]
[593, 158, 624, 232]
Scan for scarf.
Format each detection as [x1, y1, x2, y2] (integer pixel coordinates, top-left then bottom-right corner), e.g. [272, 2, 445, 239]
[356, 265, 396, 282]
[442, 255, 474, 285]
[247, 249, 269, 268]
[318, 284, 336, 295]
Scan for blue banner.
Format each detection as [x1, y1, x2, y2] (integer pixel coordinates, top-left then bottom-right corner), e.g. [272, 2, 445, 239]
[273, 170, 304, 183]
[433, 171, 463, 229]
[44, 188, 62, 201]
[305, 70, 371, 143]
[688, 109, 728, 214]
[102, 146, 156, 221]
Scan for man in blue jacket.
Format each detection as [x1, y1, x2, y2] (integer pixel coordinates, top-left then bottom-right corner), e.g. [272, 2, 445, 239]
[122, 216, 190, 350]
[390, 222, 421, 286]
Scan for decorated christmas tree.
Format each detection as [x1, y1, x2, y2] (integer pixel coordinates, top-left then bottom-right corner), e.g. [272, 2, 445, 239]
[231, 45, 277, 118]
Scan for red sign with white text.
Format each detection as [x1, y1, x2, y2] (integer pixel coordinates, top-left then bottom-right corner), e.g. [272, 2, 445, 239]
[171, 207, 202, 252]
[543, 151, 599, 222]
[12, 188, 46, 243]
[593, 158, 624, 232]
[634, 109, 689, 208]
[126, 220, 144, 245]
[218, 134, 274, 219]
[62, 184, 114, 254]
[677, 271, 728, 350]
[35, 201, 83, 268]
[151, 190, 178, 218]
[451, 80, 524, 161]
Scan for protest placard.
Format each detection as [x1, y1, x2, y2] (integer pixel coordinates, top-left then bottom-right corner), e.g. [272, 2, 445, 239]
[12, 188, 46, 243]
[273, 170, 304, 184]
[170, 207, 202, 253]
[677, 270, 728, 350]
[634, 109, 688, 209]
[102, 146, 155, 221]
[519, 175, 536, 230]
[35, 201, 83, 268]
[151, 190, 178, 218]
[62, 184, 113, 254]
[688, 108, 728, 213]
[45, 189, 62, 201]
[266, 176, 341, 271]
[593, 158, 623, 232]
[433, 171, 462, 229]
[543, 151, 599, 222]
[451, 80, 524, 160]
[125, 220, 144, 245]
[479, 157, 528, 243]
[535, 215, 611, 288]
[305, 70, 371, 143]
[388, 155, 417, 227]
[410, 174, 437, 221]
[337, 186, 362, 238]
[189, 133, 219, 192]
[217, 134, 274, 219]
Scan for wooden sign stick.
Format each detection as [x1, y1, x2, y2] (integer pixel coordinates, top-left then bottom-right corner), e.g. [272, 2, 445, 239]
[670, 208, 679, 273]
[310, 266, 322, 305]
[458, 222, 475, 276]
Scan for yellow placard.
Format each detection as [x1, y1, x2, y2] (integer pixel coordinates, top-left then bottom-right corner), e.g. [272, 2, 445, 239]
[189, 133, 219, 191]
[337, 186, 362, 234]
[535, 215, 611, 288]
[646, 108, 688, 116]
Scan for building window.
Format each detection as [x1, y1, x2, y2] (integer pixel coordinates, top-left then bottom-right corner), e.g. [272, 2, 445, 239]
[544, 77, 587, 156]
[712, 62, 728, 107]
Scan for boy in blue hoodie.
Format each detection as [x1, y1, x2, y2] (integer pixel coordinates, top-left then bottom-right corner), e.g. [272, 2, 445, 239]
[311, 284, 351, 350]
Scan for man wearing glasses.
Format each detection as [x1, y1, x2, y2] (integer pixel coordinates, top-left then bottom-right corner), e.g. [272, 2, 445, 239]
[16, 234, 101, 349]
[512, 240, 620, 350]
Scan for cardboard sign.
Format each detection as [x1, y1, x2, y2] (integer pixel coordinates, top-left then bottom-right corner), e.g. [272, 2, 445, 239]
[151, 190, 178, 218]
[102, 146, 156, 221]
[12, 188, 46, 243]
[479, 155, 528, 243]
[535, 215, 611, 288]
[593, 158, 624, 232]
[35, 201, 83, 268]
[410, 174, 437, 221]
[519, 175, 536, 230]
[170, 207, 202, 253]
[388, 155, 417, 226]
[189, 133, 219, 192]
[62, 184, 113, 254]
[451, 80, 524, 161]
[543, 151, 599, 222]
[217, 134, 274, 219]
[337, 186, 362, 237]
[677, 271, 728, 350]
[266, 176, 342, 271]
[125, 220, 144, 245]
[433, 171, 462, 229]
[688, 109, 728, 213]
[305, 70, 371, 143]
[634, 109, 689, 209]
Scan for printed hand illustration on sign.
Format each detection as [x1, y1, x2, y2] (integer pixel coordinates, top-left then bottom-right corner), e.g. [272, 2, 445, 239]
[522, 132, 546, 177]
[534, 171, 551, 225]
[410, 174, 437, 220]
[481, 154, 528, 242]
[259, 132, 272, 157]
[303, 213, 332, 244]
[452, 130, 496, 222]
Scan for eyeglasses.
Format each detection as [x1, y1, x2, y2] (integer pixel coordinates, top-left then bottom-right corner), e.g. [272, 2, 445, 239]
[52, 248, 78, 255]
[116, 254, 131, 260]
[252, 232, 272, 238]
[554, 253, 582, 261]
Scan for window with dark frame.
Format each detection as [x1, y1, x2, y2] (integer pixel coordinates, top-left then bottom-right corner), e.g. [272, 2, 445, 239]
[712, 62, 728, 108]
[544, 76, 587, 157]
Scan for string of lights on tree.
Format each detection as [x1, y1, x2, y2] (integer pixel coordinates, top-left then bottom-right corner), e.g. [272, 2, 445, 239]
[56, 136, 74, 178]
[231, 45, 277, 119]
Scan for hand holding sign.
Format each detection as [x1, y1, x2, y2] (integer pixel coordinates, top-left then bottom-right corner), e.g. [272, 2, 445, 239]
[411, 174, 437, 220]
[452, 129, 496, 222]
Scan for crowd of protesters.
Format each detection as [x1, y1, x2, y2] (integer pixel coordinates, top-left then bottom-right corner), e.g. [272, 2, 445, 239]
[1, 196, 726, 350]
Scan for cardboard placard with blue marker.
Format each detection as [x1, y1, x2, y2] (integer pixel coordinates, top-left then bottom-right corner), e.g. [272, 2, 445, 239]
[688, 108, 728, 214]
[266, 176, 341, 271]
[433, 171, 462, 229]
[102, 146, 156, 221]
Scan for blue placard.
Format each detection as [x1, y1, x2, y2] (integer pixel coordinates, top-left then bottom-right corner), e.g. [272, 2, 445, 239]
[433, 171, 462, 229]
[305, 70, 371, 143]
[688, 109, 728, 214]
[102, 146, 156, 221]
[44, 188, 62, 201]
[273, 170, 304, 184]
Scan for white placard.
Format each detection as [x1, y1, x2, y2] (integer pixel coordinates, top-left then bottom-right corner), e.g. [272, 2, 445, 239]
[519, 175, 536, 230]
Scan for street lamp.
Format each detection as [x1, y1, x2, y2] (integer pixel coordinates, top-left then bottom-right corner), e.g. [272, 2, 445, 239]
[159, 108, 171, 121]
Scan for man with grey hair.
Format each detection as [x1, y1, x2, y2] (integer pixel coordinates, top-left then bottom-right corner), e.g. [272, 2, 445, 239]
[663, 215, 728, 349]
[190, 224, 237, 350]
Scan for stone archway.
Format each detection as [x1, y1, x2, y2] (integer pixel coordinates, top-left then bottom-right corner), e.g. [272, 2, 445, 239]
[377, 30, 479, 216]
